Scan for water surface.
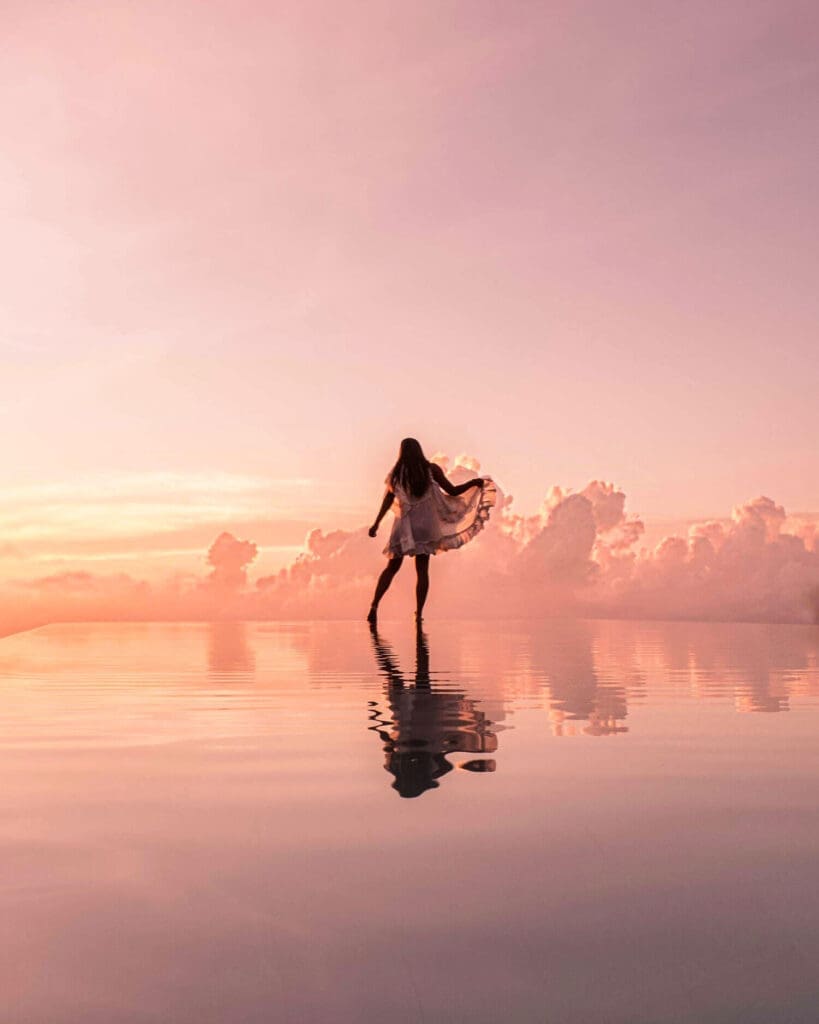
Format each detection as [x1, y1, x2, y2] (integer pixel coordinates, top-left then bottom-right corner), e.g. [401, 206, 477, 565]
[1, 619, 818, 1023]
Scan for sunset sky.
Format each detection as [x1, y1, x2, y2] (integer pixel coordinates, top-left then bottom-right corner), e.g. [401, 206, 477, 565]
[2, 1, 818, 583]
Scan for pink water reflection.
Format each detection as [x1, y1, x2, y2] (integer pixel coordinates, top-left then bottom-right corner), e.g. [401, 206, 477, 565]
[1, 619, 818, 1022]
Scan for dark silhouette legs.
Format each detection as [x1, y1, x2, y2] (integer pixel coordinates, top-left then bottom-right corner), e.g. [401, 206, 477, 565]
[368, 556, 403, 622]
[415, 555, 430, 621]
[367, 553, 431, 623]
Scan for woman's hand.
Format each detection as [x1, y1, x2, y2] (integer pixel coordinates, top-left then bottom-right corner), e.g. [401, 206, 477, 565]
[368, 524, 378, 538]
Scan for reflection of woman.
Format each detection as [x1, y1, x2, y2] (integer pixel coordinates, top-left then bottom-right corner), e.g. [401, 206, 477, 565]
[368, 626, 497, 798]
[367, 438, 496, 624]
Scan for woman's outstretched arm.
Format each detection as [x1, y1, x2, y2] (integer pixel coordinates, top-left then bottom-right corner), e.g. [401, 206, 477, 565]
[368, 490, 395, 537]
[430, 462, 485, 497]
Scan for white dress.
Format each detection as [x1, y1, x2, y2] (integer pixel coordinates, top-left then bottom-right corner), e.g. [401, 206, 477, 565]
[384, 467, 497, 558]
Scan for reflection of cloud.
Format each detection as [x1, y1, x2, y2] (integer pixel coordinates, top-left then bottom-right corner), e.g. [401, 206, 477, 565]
[207, 621, 255, 676]
[533, 620, 630, 737]
[662, 620, 818, 715]
[2, 457, 819, 631]
[533, 619, 819, 735]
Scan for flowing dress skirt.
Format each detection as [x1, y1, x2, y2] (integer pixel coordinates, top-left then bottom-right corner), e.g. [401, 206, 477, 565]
[384, 476, 497, 558]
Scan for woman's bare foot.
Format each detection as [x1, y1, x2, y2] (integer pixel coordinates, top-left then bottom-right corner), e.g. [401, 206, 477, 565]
[367, 605, 378, 624]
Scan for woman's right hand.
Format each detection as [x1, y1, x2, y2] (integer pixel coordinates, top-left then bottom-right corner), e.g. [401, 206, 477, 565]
[368, 525, 378, 538]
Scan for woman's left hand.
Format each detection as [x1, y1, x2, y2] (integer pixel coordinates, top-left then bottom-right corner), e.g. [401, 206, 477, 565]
[368, 524, 378, 538]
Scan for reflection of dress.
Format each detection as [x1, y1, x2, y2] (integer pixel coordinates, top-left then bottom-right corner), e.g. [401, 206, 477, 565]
[369, 628, 497, 798]
[379, 687, 498, 798]
[384, 467, 496, 558]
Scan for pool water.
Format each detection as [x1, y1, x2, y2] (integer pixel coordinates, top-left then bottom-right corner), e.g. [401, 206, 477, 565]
[1, 619, 818, 1023]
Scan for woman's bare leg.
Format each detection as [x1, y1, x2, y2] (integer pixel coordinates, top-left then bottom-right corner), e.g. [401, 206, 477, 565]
[368, 556, 403, 621]
[415, 555, 430, 621]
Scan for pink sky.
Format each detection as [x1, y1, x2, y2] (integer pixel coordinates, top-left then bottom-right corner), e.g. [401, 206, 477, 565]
[2, 1, 818, 588]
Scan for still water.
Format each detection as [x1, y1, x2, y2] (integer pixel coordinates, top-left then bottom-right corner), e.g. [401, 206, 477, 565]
[1, 618, 818, 1023]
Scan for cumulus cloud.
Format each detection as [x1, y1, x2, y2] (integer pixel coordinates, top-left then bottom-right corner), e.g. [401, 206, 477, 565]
[248, 471, 819, 624]
[205, 532, 258, 589]
[2, 460, 819, 632]
[614, 495, 819, 623]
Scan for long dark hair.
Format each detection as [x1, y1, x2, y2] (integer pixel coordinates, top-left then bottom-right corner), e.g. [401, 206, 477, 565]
[390, 437, 431, 498]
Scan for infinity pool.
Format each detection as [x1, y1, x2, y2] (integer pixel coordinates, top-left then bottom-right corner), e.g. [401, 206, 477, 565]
[1, 619, 818, 1023]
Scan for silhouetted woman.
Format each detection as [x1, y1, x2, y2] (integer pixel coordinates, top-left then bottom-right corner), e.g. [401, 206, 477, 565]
[367, 438, 496, 623]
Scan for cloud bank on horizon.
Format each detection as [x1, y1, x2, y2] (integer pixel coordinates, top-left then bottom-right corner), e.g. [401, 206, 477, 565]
[2, 456, 818, 635]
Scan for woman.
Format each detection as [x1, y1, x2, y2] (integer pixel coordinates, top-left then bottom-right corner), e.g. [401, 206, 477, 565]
[367, 438, 496, 624]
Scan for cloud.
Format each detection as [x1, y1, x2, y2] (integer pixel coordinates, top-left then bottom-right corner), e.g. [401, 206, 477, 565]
[2, 459, 819, 632]
[614, 496, 819, 623]
[249, 472, 819, 624]
[0, 471, 318, 581]
[205, 532, 258, 589]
